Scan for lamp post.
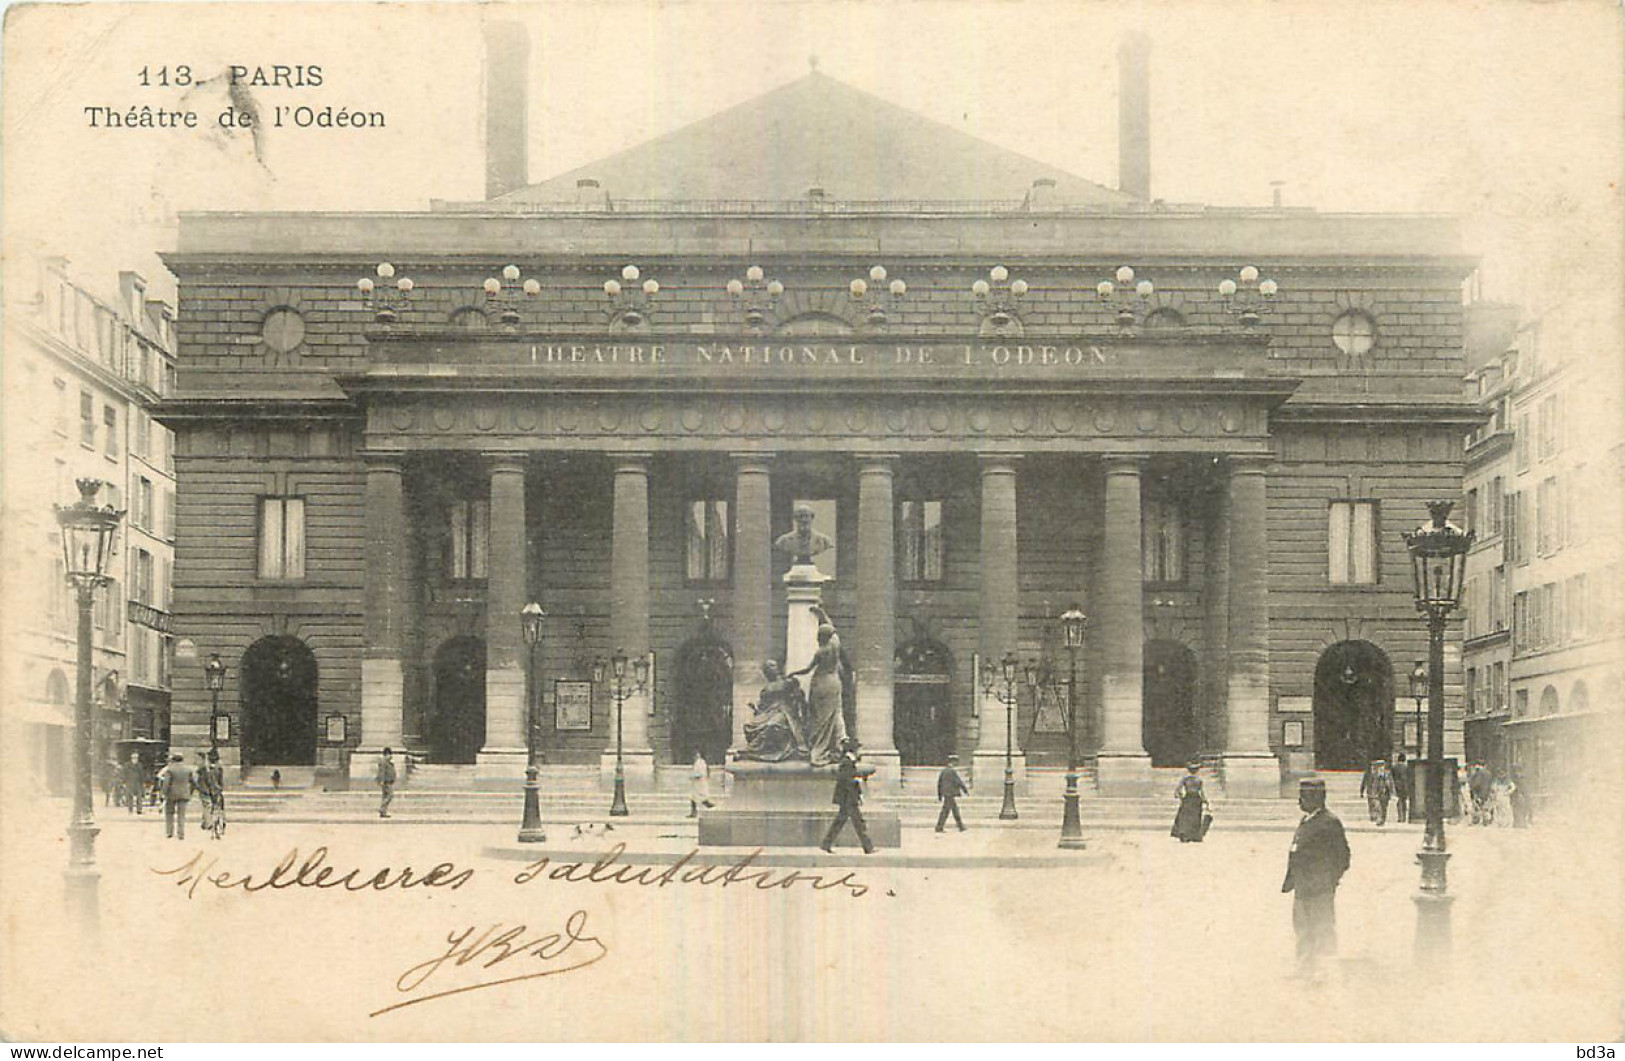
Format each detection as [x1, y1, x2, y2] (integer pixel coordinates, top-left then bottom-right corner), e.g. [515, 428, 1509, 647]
[982, 652, 1025, 820]
[596, 649, 648, 818]
[1403, 500, 1474, 963]
[1408, 660, 1427, 759]
[204, 654, 226, 751]
[518, 602, 546, 843]
[1058, 605, 1089, 849]
[54, 478, 124, 932]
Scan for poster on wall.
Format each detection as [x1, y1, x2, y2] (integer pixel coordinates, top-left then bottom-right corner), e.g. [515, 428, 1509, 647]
[554, 679, 593, 731]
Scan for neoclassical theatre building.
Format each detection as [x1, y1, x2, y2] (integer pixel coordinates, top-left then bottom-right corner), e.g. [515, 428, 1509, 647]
[161, 50, 1477, 796]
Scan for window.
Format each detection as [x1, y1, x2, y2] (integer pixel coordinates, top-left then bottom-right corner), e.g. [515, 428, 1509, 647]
[1503, 491, 1520, 563]
[1143, 497, 1185, 583]
[163, 489, 176, 541]
[1514, 688, 1529, 718]
[133, 548, 154, 605]
[1515, 413, 1530, 472]
[684, 499, 730, 582]
[1537, 394, 1562, 460]
[1331, 311, 1376, 356]
[1491, 565, 1507, 631]
[53, 379, 67, 436]
[1567, 574, 1588, 640]
[446, 499, 490, 580]
[1488, 476, 1504, 536]
[103, 405, 118, 457]
[899, 500, 945, 582]
[135, 477, 153, 530]
[258, 497, 306, 579]
[134, 411, 151, 459]
[102, 578, 121, 645]
[1513, 591, 1529, 650]
[1466, 667, 1478, 714]
[1537, 477, 1558, 556]
[1327, 500, 1378, 584]
[1465, 488, 1479, 534]
[261, 308, 306, 354]
[79, 392, 95, 446]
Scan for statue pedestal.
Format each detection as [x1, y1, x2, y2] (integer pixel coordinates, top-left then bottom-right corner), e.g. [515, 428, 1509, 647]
[783, 564, 830, 676]
[699, 760, 902, 848]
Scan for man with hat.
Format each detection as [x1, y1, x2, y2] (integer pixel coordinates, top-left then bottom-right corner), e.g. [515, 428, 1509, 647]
[1360, 758, 1395, 827]
[1282, 777, 1350, 977]
[820, 738, 874, 854]
[376, 747, 397, 819]
[155, 752, 196, 841]
[935, 753, 970, 833]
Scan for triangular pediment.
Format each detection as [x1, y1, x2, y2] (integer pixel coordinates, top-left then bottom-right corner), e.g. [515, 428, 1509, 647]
[503, 70, 1134, 206]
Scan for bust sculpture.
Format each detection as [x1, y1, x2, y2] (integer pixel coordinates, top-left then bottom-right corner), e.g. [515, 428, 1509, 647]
[773, 503, 834, 568]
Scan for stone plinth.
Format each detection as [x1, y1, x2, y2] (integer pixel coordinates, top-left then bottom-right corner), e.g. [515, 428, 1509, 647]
[783, 564, 830, 676]
[699, 759, 902, 848]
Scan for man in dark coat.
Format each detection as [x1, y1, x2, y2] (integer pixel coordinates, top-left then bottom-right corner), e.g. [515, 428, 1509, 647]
[1392, 752, 1412, 823]
[155, 753, 196, 841]
[1282, 777, 1350, 977]
[1360, 759, 1395, 826]
[820, 739, 874, 854]
[935, 754, 969, 833]
[376, 747, 397, 819]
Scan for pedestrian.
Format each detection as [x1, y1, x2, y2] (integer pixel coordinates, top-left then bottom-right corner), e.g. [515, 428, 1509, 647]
[121, 753, 144, 816]
[376, 747, 396, 818]
[935, 753, 969, 833]
[1170, 760, 1209, 842]
[1468, 761, 1494, 825]
[820, 739, 874, 854]
[271, 768, 282, 791]
[195, 751, 226, 839]
[155, 753, 196, 841]
[1392, 752, 1411, 823]
[1282, 777, 1350, 979]
[1509, 766, 1534, 828]
[688, 752, 715, 818]
[1492, 769, 1515, 829]
[1360, 759, 1394, 827]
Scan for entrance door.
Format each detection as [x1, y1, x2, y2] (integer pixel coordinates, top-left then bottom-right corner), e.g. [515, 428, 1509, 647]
[672, 633, 733, 765]
[431, 637, 486, 764]
[1313, 640, 1394, 770]
[894, 638, 954, 766]
[241, 636, 319, 766]
[1143, 640, 1198, 768]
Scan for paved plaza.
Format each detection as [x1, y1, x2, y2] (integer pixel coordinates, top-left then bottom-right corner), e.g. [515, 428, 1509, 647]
[2, 795, 1620, 1042]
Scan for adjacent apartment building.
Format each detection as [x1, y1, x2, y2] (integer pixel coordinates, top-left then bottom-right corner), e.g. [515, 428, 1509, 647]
[2, 255, 179, 794]
[1461, 297, 1624, 804]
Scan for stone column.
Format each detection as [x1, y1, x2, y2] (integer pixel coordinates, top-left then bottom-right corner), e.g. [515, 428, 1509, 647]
[1222, 454, 1280, 797]
[856, 456, 899, 786]
[730, 454, 774, 754]
[607, 454, 655, 782]
[354, 455, 408, 781]
[1201, 478, 1231, 755]
[478, 454, 529, 777]
[973, 457, 1025, 789]
[1096, 456, 1152, 794]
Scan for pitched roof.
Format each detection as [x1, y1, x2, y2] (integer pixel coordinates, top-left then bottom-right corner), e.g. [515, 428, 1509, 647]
[502, 70, 1135, 206]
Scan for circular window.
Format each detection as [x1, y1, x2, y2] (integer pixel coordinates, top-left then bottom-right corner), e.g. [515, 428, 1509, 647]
[450, 307, 488, 330]
[261, 308, 306, 353]
[1144, 308, 1186, 329]
[1331, 311, 1375, 356]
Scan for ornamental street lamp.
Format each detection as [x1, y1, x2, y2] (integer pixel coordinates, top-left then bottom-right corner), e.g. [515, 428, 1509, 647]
[596, 649, 649, 818]
[1408, 660, 1428, 759]
[204, 654, 226, 751]
[518, 602, 546, 843]
[54, 478, 125, 932]
[1403, 499, 1474, 963]
[982, 652, 1026, 820]
[1058, 605, 1089, 850]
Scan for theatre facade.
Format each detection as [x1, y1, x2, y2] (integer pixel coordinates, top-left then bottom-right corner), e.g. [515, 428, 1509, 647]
[160, 70, 1478, 796]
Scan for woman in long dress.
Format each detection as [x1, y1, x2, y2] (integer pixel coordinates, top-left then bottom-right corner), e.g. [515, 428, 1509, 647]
[792, 609, 847, 767]
[1170, 761, 1208, 842]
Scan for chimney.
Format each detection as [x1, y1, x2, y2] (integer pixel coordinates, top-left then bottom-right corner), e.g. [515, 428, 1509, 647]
[1117, 32, 1151, 201]
[1028, 177, 1058, 210]
[575, 178, 609, 209]
[484, 22, 530, 200]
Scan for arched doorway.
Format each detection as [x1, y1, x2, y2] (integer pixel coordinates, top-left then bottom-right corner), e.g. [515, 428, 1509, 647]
[430, 637, 486, 764]
[1143, 640, 1199, 767]
[1313, 640, 1394, 770]
[672, 631, 733, 765]
[894, 636, 954, 766]
[241, 636, 319, 766]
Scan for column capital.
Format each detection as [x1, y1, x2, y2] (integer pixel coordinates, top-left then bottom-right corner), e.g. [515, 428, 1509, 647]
[1101, 454, 1148, 475]
[858, 454, 899, 476]
[484, 452, 529, 474]
[729, 452, 776, 474]
[361, 452, 405, 473]
[978, 454, 1022, 476]
[612, 453, 653, 475]
[1226, 453, 1273, 474]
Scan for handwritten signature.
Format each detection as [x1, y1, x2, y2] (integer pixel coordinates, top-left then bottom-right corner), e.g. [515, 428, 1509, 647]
[371, 910, 608, 1018]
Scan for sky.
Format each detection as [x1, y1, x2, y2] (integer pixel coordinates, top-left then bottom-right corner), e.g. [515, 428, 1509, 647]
[3, 0, 1621, 313]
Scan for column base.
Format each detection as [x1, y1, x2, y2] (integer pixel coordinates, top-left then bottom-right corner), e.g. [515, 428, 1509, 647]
[599, 749, 657, 788]
[1094, 753, 1154, 796]
[474, 749, 530, 784]
[972, 751, 1028, 797]
[1220, 753, 1283, 799]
